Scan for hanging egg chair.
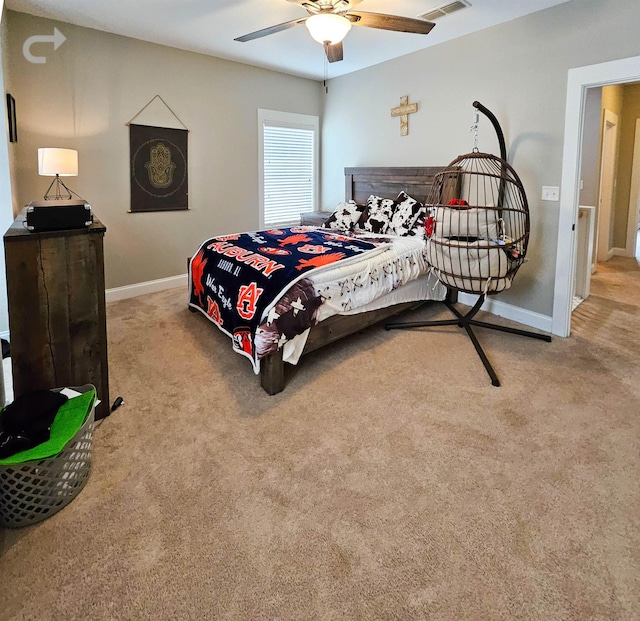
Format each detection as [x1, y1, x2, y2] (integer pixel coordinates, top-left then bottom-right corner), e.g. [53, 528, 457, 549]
[387, 101, 551, 387]
[425, 151, 529, 294]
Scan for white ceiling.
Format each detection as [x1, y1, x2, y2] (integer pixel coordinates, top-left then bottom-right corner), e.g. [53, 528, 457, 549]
[5, 0, 571, 80]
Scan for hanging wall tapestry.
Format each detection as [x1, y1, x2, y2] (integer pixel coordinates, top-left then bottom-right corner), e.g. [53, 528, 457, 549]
[128, 96, 188, 212]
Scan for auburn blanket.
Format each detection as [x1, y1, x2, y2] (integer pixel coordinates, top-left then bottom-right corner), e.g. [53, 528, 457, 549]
[189, 226, 389, 371]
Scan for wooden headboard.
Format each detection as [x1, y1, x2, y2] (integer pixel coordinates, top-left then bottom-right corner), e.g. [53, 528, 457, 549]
[345, 166, 454, 205]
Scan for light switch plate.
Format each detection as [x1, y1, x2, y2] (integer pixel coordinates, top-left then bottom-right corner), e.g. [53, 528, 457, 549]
[542, 186, 560, 201]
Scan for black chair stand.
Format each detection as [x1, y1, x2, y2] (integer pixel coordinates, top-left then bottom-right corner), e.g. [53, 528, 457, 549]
[385, 292, 552, 387]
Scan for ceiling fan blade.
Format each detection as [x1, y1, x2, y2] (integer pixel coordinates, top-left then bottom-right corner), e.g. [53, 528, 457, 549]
[324, 41, 344, 63]
[347, 12, 435, 35]
[286, 0, 363, 8]
[234, 17, 307, 42]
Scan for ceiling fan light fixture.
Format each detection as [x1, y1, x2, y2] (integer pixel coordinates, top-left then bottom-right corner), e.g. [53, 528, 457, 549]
[305, 13, 351, 45]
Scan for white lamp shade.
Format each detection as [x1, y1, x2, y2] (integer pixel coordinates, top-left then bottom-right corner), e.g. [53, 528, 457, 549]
[38, 148, 78, 176]
[305, 13, 351, 44]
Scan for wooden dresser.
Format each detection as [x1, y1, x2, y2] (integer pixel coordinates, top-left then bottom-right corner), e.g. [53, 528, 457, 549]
[3, 210, 110, 419]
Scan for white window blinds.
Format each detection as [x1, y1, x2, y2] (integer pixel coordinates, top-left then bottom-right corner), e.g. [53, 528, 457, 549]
[259, 110, 318, 228]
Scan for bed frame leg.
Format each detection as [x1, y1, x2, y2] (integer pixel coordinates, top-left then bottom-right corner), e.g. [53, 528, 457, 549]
[260, 349, 285, 395]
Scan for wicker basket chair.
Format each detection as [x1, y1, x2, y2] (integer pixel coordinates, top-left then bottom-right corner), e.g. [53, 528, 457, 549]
[425, 151, 529, 294]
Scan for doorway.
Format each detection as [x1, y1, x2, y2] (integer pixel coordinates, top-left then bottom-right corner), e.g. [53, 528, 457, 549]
[574, 96, 640, 308]
[552, 55, 640, 337]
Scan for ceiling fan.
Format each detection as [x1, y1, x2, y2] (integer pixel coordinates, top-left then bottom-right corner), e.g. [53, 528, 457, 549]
[234, 0, 436, 63]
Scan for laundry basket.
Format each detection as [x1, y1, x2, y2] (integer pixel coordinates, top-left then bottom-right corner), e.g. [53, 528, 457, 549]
[0, 385, 96, 528]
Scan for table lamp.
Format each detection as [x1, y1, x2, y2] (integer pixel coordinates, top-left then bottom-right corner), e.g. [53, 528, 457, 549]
[38, 148, 79, 200]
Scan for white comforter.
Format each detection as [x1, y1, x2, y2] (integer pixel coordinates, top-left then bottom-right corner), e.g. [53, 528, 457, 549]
[278, 230, 446, 364]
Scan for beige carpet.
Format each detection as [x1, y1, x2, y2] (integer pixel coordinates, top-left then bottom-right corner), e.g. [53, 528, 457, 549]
[1, 260, 639, 620]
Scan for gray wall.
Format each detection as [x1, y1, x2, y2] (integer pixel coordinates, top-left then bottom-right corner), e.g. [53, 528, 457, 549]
[5, 1, 640, 319]
[321, 0, 640, 318]
[0, 5, 14, 335]
[5, 11, 323, 289]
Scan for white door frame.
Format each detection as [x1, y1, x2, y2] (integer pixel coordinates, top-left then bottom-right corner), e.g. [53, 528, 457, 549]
[625, 118, 640, 257]
[552, 55, 640, 337]
[596, 109, 618, 263]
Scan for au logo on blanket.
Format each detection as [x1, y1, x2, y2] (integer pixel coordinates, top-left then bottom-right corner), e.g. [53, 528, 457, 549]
[206, 297, 222, 325]
[236, 283, 264, 320]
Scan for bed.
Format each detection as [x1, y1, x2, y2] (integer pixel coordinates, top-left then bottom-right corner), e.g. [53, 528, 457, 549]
[189, 166, 459, 394]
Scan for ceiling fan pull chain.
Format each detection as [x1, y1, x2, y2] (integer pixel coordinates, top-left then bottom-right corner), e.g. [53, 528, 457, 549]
[323, 52, 327, 93]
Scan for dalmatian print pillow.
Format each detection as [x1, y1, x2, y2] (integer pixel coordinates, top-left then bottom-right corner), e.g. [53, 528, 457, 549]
[361, 195, 398, 234]
[387, 191, 425, 236]
[323, 201, 366, 230]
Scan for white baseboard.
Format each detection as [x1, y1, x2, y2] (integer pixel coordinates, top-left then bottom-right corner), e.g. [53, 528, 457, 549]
[457, 292, 553, 333]
[105, 275, 554, 335]
[612, 246, 628, 257]
[106, 274, 187, 303]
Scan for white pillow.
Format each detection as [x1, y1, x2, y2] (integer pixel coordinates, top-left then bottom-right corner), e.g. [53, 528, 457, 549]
[435, 206, 500, 240]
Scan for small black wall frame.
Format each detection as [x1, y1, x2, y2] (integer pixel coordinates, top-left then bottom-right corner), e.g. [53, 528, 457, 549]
[6, 94, 17, 143]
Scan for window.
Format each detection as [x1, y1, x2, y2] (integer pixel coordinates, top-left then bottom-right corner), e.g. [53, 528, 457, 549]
[259, 109, 319, 228]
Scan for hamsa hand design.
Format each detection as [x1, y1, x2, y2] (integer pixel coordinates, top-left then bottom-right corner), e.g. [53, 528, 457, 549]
[144, 142, 176, 189]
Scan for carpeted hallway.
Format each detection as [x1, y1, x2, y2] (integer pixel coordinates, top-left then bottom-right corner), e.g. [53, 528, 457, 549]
[1, 260, 639, 620]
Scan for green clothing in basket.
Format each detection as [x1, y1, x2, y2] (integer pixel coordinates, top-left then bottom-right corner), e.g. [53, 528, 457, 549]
[0, 389, 96, 466]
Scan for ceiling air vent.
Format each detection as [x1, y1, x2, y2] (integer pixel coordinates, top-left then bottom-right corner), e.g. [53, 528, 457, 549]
[420, 0, 471, 22]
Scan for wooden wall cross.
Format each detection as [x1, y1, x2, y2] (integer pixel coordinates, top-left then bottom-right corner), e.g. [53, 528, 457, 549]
[391, 96, 418, 136]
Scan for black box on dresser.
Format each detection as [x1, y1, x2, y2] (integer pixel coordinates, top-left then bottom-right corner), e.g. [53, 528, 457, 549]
[26, 199, 93, 232]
